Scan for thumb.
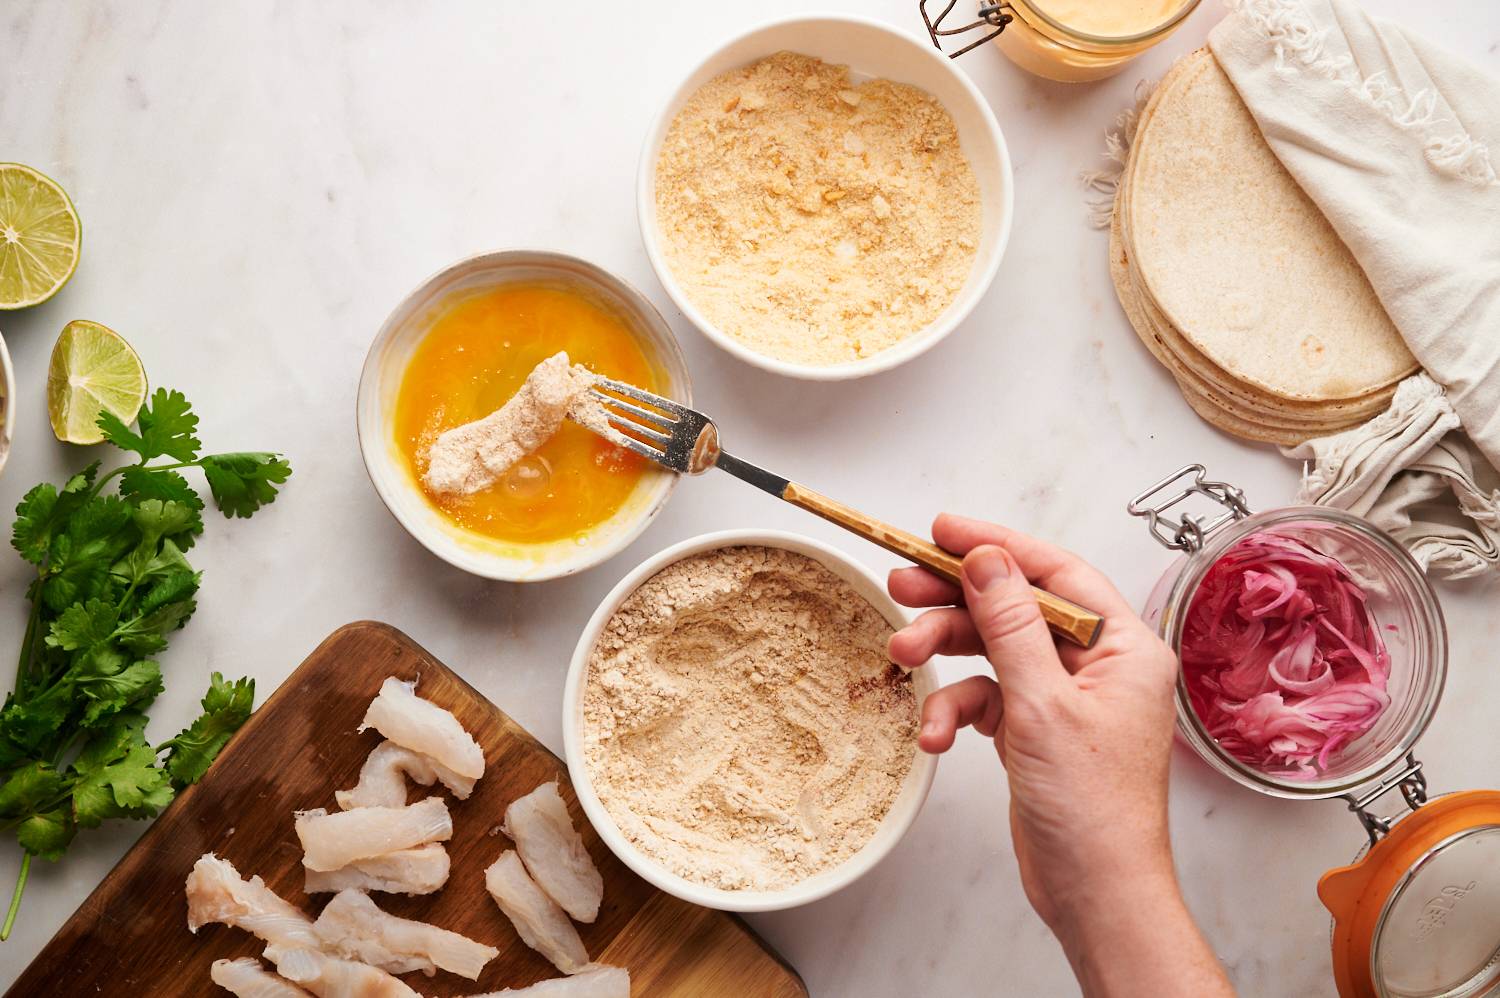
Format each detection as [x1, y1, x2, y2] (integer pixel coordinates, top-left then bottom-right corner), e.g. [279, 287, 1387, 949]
[961, 545, 1068, 702]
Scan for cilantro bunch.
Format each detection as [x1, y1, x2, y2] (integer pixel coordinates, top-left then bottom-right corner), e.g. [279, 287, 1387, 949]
[0, 389, 290, 939]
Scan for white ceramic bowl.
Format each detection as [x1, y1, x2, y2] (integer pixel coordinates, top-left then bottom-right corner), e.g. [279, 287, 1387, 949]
[562, 529, 938, 911]
[638, 13, 1014, 381]
[357, 250, 691, 581]
[0, 330, 13, 478]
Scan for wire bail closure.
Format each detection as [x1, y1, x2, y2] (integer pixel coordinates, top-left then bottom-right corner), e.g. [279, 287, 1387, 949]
[1127, 464, 1252, 553]
[1344, 753, 1428, 846]
[920, 0, 1014, 59]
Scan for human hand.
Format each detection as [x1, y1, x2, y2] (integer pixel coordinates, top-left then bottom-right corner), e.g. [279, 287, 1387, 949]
[888, 515, 1231, 996]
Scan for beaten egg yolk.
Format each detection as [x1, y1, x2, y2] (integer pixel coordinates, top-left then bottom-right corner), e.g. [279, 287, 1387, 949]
[394, 282, 659, 545]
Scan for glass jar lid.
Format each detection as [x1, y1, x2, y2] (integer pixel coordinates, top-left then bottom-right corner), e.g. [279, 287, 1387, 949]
[1322, 792, 1500, 998]
[1375, 824, 1500, 996]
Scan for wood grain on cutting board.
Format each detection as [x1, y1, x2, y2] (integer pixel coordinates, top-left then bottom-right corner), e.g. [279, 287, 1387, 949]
[6, 621, 807, 997]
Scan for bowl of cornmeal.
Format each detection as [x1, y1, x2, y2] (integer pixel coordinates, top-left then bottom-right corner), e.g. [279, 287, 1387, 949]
[358, 250, 691, 581]
[638, 15, 1013, 380]
[562, 530, 938, 912]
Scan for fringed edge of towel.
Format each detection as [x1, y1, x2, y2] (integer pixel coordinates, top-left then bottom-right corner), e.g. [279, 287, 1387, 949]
[1079, 79, 1155, 229]
[1227, 0, 1499, 186]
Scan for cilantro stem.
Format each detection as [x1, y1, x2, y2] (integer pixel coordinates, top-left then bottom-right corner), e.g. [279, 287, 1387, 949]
[13, 586, 42, 692]
[1, 852, 30, 941]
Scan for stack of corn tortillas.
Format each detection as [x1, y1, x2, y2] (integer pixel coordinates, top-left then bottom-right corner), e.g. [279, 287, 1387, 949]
[1110, 49, 1418, 445]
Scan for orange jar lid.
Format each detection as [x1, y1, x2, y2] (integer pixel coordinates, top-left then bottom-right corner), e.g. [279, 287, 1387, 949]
[1320, 791, 1500, 997]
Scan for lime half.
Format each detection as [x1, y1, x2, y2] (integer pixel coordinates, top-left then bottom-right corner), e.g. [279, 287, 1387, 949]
[47, 320, 147, 444]
[0, 164, 81, 310]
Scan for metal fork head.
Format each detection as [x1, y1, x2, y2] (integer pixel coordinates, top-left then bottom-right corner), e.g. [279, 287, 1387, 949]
[587, 379, 720, 475]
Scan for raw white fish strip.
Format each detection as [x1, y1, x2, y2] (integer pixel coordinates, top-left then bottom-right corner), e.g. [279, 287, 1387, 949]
[296, 797, 451, 872]
[210, 957, 312, 998]
[303, 843, 450, 896]
[503, 781, 603, 923]
[265, 946, 420, 998]
[313, 888, 498, 980]
[185, 854, 319, 951]
[462, 965, 630, 997]
[484, 850, 589, 975]
[360, 676, 485, 792]
[336, 740, 438, 810]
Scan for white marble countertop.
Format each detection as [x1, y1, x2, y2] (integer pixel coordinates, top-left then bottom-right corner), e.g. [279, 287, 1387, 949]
[3, 1, 1499, 994]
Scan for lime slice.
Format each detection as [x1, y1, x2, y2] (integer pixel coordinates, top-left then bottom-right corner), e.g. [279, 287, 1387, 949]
[0, 164, 82, 310]
[46, 320, 148, 444]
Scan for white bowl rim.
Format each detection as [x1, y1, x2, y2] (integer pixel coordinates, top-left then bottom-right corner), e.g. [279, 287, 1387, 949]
[562, 527, 939, 912]
[356, 248, 690, 582]
[0, 330, 13, 478]
[636, 12, 1015, 382]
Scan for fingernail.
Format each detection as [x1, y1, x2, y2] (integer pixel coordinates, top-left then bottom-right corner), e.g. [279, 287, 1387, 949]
[920, 720, 938, 738]
[964, 546, 1011, 591]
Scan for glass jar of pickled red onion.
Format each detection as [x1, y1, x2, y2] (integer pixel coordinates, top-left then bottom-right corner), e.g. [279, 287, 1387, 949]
[1130, 465, 1500, 998]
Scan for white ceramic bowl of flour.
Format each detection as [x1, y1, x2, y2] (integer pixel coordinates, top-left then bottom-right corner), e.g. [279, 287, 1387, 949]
[562, 529, 938, 912]
[637, 14, 1013, 381]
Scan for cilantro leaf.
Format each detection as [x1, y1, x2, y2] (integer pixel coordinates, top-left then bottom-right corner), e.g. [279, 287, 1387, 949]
[101, 389, 201, 462]
[79, 660, 163, 726]
[137, 568, 199, 617]
[11, 484, 57, 565]
[0, 684, 78, 754]
[10, 463, 101, 566]
[18, 809, 74, 860]
[163, 673, 255, 787]
[94, 410, 146, 457]
[200, 453, 291, 518]
[118, 467, 204, 543]
[40, 495, 135, 611]
[71, 742, 173, 827]
[143, 389, 201, 461]
[70, 713, 173, 827]
[0, 762, 64, 818]
[45, 599, 121, 653]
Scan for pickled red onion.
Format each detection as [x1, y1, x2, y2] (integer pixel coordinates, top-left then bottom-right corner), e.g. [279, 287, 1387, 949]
[1180, 533, 1391, 775]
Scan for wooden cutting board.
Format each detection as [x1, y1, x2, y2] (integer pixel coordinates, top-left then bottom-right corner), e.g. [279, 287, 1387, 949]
[6, 621, 807, 997]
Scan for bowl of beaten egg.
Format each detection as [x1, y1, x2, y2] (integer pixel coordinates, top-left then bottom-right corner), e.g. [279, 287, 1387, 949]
[358, 251, 691, 581]
[638, 14, 1013, 380]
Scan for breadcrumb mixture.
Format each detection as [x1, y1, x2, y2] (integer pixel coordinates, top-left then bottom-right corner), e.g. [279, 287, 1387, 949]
[654, 51, 982, 367]
[582, 546, 918, 892]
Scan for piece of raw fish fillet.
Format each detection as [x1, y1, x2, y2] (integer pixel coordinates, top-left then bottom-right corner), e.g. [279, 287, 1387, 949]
[484, 851, 589, 974]
[360, 677, 485, 795]
[296, 797, 451, 872]
[503, 781, 603, 923]
[185, 854, 320, 951]
[265, 946, 420, 998]
[461, 965, 630, 997]
[313, 888, 498, 980]
[336, 740, 439, 810]
[210, 957, 312, 997]
[303, 844, 450, 896]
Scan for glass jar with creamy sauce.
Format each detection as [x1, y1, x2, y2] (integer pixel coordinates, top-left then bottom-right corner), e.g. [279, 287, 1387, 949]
[1128, 464, 1500, 998]
[922, 0, 1201, 82]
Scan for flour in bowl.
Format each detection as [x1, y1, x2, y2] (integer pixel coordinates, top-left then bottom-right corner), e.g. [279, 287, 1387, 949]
[582, 546, 918, 892]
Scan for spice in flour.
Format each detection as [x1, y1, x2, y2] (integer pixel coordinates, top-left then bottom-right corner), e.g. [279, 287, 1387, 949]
[654, 51, 983, 367]
[582, 546, 918, 891]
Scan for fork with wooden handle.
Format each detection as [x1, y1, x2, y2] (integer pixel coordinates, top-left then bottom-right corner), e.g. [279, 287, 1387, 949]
[585, 378, 1105, 648]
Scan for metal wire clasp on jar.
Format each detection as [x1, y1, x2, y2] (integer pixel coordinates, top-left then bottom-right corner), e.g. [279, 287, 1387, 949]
[919, 0, 1202, 82]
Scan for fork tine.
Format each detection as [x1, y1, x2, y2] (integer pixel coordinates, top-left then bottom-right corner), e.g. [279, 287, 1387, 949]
[594, 377, 689, 417]
[588, 388, 676, 430]
[606, 415, 670, 448]
[599, 425, 668, 465]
